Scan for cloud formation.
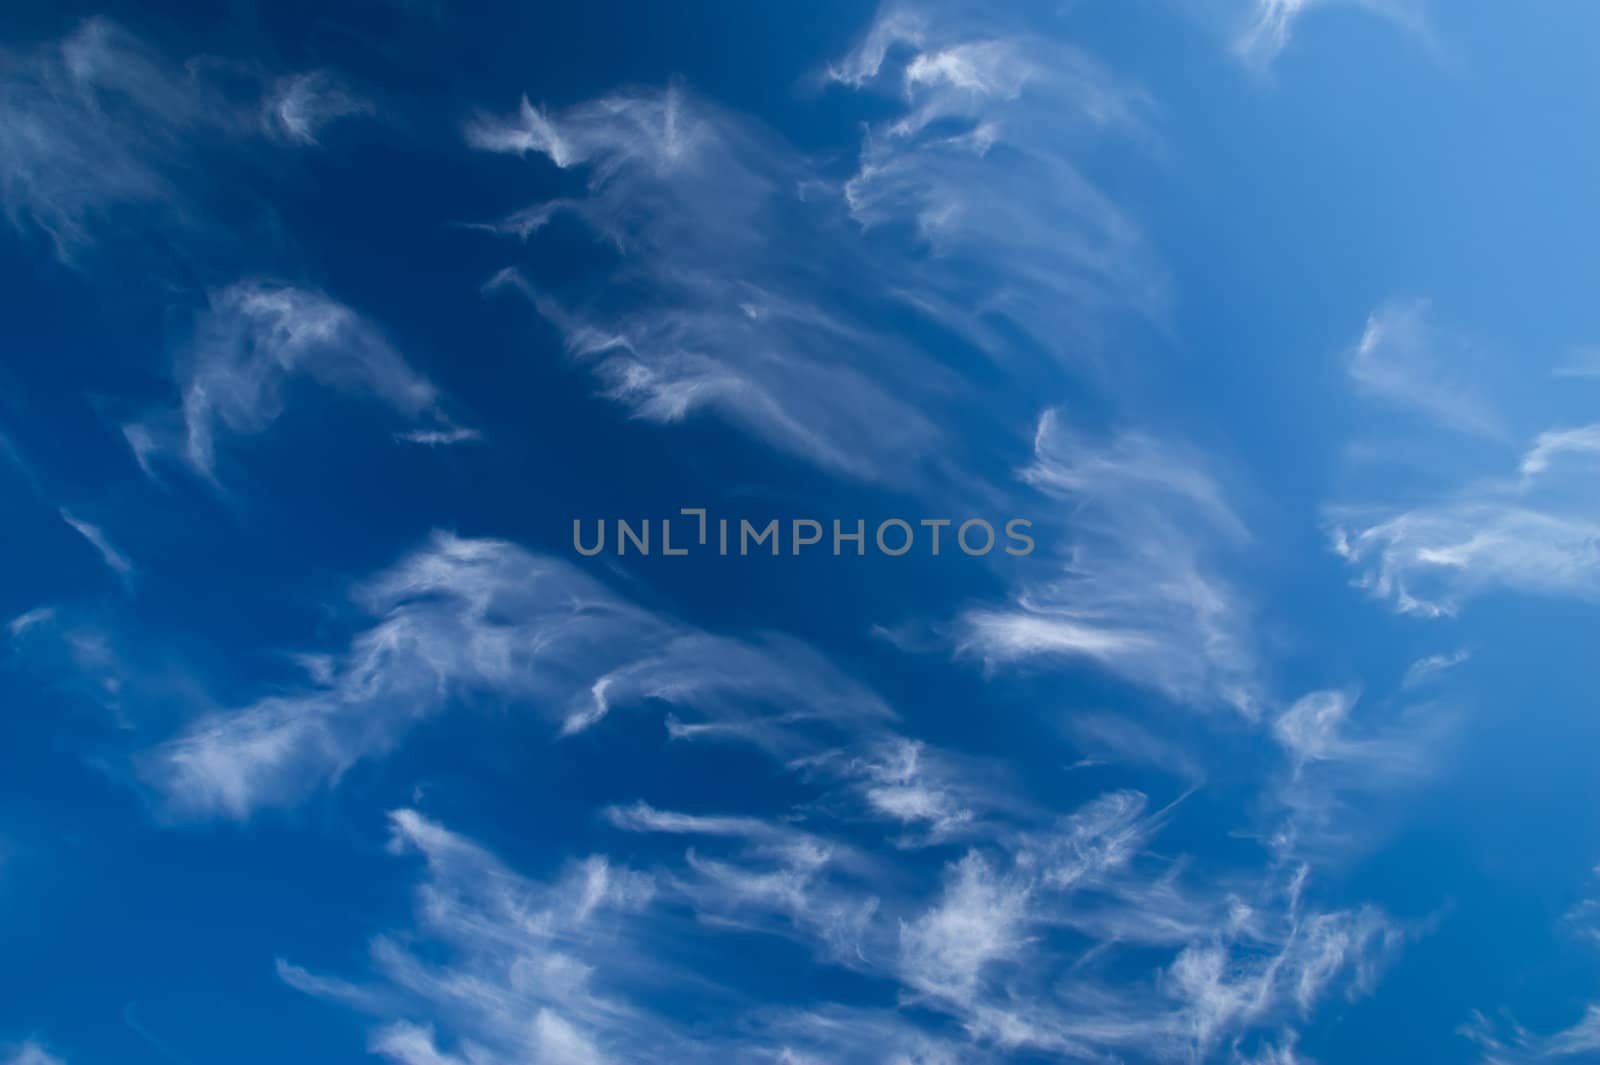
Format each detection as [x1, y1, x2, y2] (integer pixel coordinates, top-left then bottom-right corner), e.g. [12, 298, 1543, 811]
[1, 1044, 66, 1065]
[1233, 0, 1430, 68]
[126, 281, 455, 478]
[262, 71, 372, 145]
[145, 532, 894, 817]
[0, 19, 367, 259]
[961, 409, 1261, 712]
[470, 86, 948, 485]
[286, 773, 1404, 1064]
[1331, 426, 1600, 616]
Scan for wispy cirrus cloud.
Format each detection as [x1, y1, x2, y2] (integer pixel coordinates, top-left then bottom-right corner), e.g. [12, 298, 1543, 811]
[1, 1044, 66, 1065]
[466, 3, 1165, 490]
[287, 784, 1405, 1065]
[0, 19, 369, 259]
[828, 3, 1167, 350]
[1463, 1000, 1600, 1061]
[1266, 688, 1444, 859]
[1232, 0, 1432, 69]
[144, 532, 894, 818]
[0, 18, 216, 256]
[1347, 299, 1507, 440]
[1461, 863, 1600, 1062]
[1333, 303, 1600, 616]
[125, 281, 466, 479]
[960, 408, 1261, 713]
[282, 809, 665, 1065]
[1331, 426, 1600, 616]
[469, 86, 949, 486]
[262, 71, 373, 146]
[58, 509, 134, 583]
[1401, 649, 1469, 689]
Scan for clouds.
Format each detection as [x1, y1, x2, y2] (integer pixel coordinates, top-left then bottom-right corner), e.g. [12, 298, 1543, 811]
[1, 6, 1576, 1064]
[1266, 688, 1442, 859]
[1333, 303, 1600, 616]
[1232, 0, 1431, 68]
[829, 4, 1167, 353]
[0, 18, 213, 256]
[898, 851, 1028, 1002]
[1, 1045, 66, 1065]
[286, 780, 1405, 1065]
[285, 809, 661, 1065]
[262, 71, 372, 146]
[144, 531, 897, 817]
[127, 281, 455, 478]
[0, 19, 369, 258]
[470, 85, 948, 485]
[58, 510, 133, 582]
[1463, 866, 1600, 1062]
[146, 532, 662, 816]
[1401, 649, 1468, 689]
[1347, 300, 1507, 440]
[1465, 1004, 1600, 1062]
[1331, 428, 1600, 616]
[465, 3, 1167, 491]
[961, 409, 1261, 713]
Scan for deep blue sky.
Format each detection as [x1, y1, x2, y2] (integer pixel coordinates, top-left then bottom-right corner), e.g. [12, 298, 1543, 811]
[2, 2, 1599, 1064]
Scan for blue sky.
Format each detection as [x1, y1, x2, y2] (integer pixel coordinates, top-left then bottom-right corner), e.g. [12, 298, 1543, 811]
[2, 1, 1599, 1063]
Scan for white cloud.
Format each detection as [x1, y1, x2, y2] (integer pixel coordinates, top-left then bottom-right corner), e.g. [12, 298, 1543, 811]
[1267, 688, 1442, 859]
[898, 851, 1029, 1002]
[128, 281, 450, 478]
[1347, 300, 1506, 439]
[287, 770, 1407, 1065]
[1401, 649, 1469, 689]
[2, 1043, 66, 1065]
[1520, 425, 1600, 479]
[1465, 1005, 1600, 1063]
[0, 19, 216, 256]
[396, 427, 483, 447]
[288, 810, 658, 1065]
[1334, 299, 1600, 616]
[0, 20, 367, 258]
[7, 606, 57, 639]
[1463, 863, 1600, 1062]
[1331, 420, 1600, 616]
[145, 533, 665, 816]
[59, 510, 133, 581]
[830, 5, 1167, 356]
[960, 409, 1260, 713]
[469, 84, 947, 486]
[466, 6, 1163, 490]
[1234, 0, 1430, 68]
[263, 71, 372, 146]
[145, 532, 893, 818]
